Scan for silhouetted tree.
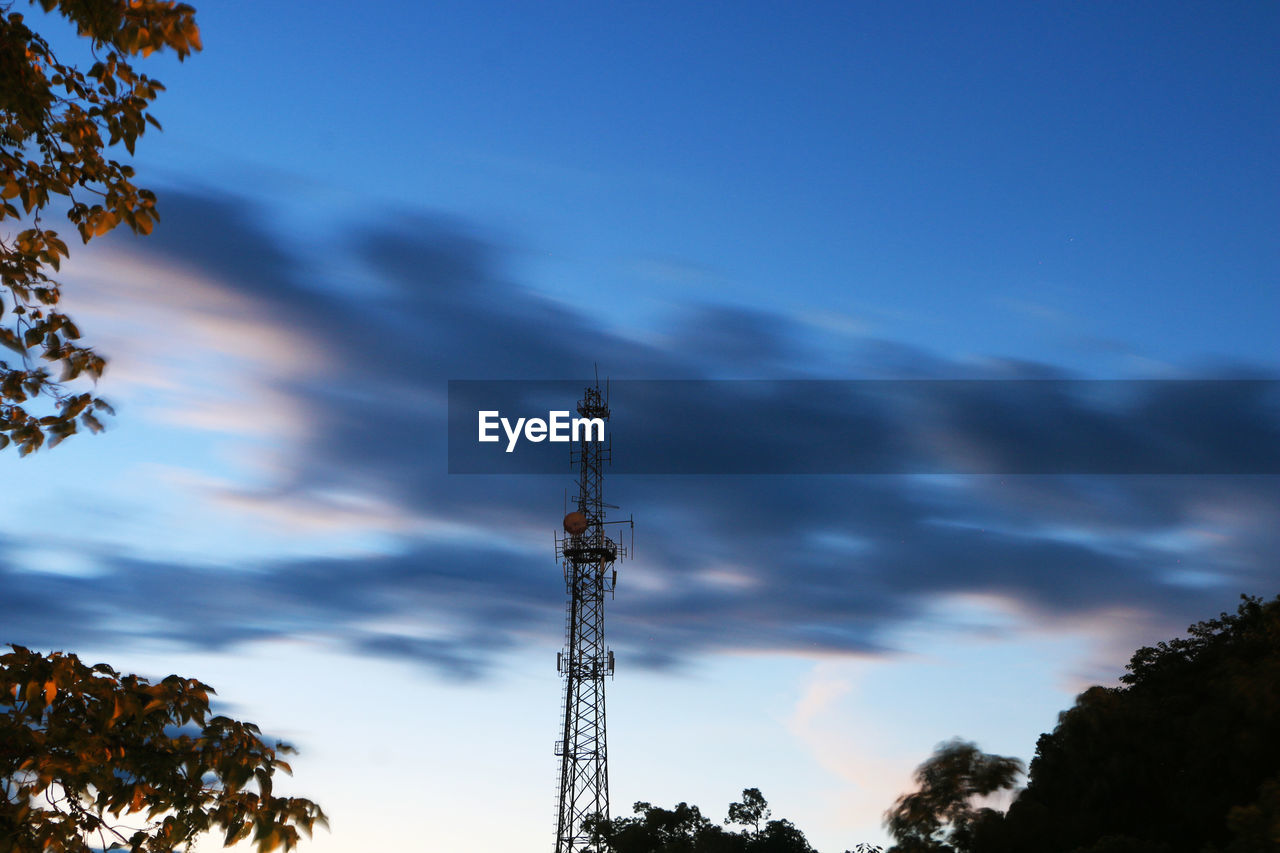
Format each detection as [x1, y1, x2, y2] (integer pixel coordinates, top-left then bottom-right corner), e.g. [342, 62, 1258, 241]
[728, 787, 772, 837]
[1, 0, 200, 453]
[751, 817, 815, 853]
[587, 800, 742, 853]
[884, 739, 1024, 853]
[981, 594, 1280, 853]
[0, 645, 325, 852]
[589, 789, 815, 853]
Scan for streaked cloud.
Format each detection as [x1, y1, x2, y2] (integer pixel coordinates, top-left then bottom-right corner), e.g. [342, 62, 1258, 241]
[5, 189, 1276, 682]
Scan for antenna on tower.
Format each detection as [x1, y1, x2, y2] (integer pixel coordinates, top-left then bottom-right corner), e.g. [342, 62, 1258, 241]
[552, 376, 631, 853]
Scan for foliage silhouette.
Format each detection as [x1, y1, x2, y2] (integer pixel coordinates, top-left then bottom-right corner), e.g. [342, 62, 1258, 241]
[0, 0, 200, 454]
[587, 789, 818, 853]
[0, 645, 325, 852]
[908, 594, 1280, 853]
[987, 594, 1280, 853]
[585, 800, 737, 853]
[884, 739, 1023, 853]
[728, 787, 771, 837]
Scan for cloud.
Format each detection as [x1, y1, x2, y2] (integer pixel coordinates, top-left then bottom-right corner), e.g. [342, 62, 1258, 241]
[7, 188, 1276, 681]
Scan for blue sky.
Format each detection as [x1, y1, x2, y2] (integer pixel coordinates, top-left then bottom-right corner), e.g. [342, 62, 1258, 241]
[145, 0, 1280, 367]
[5, 2, 1279, 850]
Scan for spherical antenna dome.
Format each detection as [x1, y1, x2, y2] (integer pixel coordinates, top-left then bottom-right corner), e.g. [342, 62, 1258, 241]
[563, 511, 588, 535]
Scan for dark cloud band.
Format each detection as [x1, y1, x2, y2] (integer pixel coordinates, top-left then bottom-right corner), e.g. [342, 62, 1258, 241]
[4, 188, 1272, 681]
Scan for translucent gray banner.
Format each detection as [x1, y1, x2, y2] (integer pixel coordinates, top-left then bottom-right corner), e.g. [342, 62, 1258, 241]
[447, 380, 1280, 474]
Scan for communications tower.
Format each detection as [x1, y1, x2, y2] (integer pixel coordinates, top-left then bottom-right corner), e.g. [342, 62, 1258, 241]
[553, 381, 630, 853]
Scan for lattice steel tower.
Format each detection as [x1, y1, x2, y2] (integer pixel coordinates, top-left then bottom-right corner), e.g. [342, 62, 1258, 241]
[553, 381, 630, 853]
